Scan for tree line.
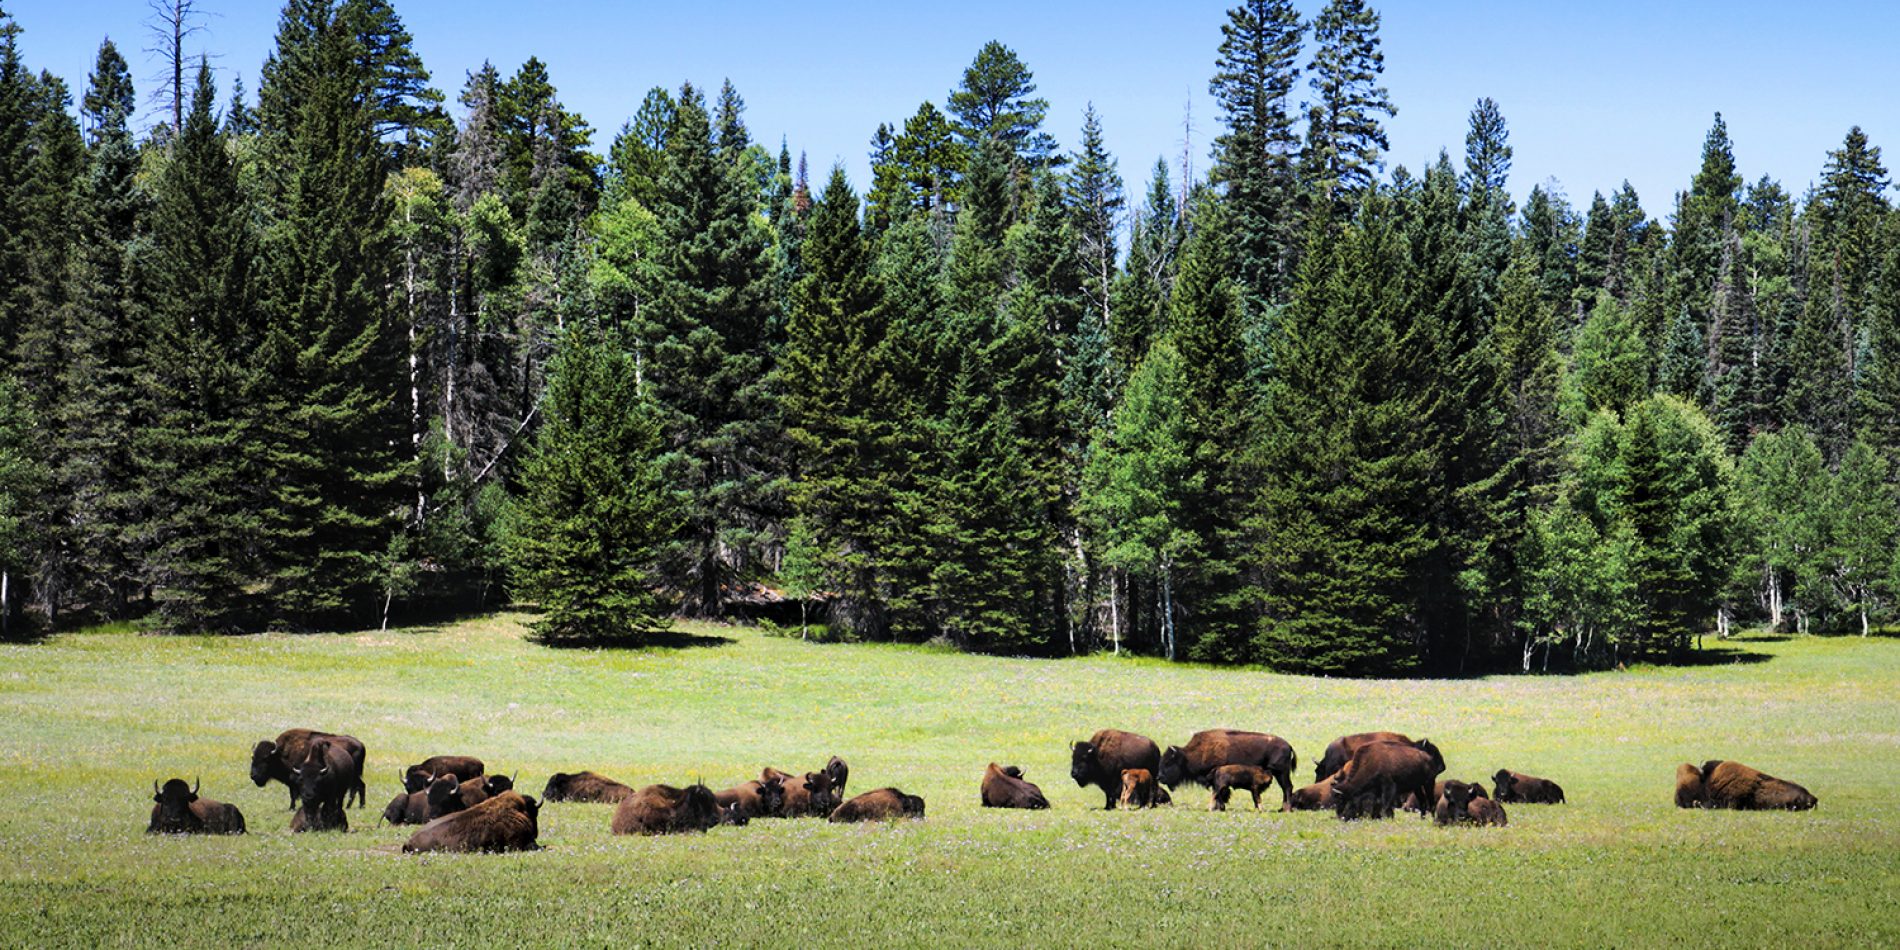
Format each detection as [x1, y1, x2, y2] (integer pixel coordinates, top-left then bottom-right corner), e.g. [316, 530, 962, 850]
[0, 0, 1894, 674]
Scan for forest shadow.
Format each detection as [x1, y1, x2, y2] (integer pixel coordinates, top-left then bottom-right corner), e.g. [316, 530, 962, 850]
[1672, 642, 1774, 667]
[532, 628, 738, 652]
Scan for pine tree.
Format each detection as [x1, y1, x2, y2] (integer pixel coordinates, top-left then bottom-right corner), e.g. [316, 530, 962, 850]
[1860, 214, 1900, 466]
[1068, 104, 1123, 381]
[1210, 0, 1304, 305]
[1821, 440, 1896, 636]
[504, 331, 679, 645]
[0, 376, 34, 638]
[138, 63, 265, 633]
[1616, 396, 1734, 659]
[1658, 305, 1708, 403]
[1108, 159, 1180, 376]
[1255, 192, 1437, 674]
[1460, 99, 1514, 310]
[947, 41, 1056, 170]
[644, 82, 780, 617]
[252, 1, 409, 628]
[1300, 0, 1395, 219]
[606, 86, 676, 210]
[1668, 113, 1742, 329]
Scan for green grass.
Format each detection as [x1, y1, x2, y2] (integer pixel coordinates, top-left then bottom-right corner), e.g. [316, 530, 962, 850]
[2, 617, 1896, 947]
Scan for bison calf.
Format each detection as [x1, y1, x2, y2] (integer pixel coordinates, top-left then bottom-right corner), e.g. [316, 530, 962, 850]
[611, 783, 723, 835]
[1157, 730, 1298, 808]
[148, 778, 245, 835]
[1492, 769, 1565, 804]
[981, 763, 1049, 809]
[1071, 729, 1161, 811]
[1696, 760, 1817, 811]
[1209, 764, 1275, 811]
[403, 791, 540, 853]
[1119, 769, 1160, 809]
[829, 787, 926, 823]
[1283, 773, 1342, 812]
[542, 770, 636, 804]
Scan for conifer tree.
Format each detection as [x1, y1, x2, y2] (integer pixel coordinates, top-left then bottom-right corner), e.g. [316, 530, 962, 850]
[1859, 215, 1900, 467]
[1210, 0, 1304, 305]
[1108, 160, 1180, 375]
[1299, 0, 1395, 219]
[1668, 113, 1741, 328]
[504, 331, 679, 644]
[947, 41, 1056, 170]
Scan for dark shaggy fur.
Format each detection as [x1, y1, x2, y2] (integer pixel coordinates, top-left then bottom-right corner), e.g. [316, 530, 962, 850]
[611, 783, 722, 835]
[1156, 730, 1298, 807]
[1071, 729, 1161, 810]
[829, 787, 926, 822]
[541, 770, 636, 804]
[981, 763, 1049, 809]
[403, 791, 540, 853]
[148, 778, 245, 835]
[1314, 731, 1411, 783]
[1698, 760, 1817, 811]
[1492, 769, 1565, 804]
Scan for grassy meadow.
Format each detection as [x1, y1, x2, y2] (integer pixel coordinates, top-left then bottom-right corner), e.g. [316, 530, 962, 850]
[1, 615, 1896, 947]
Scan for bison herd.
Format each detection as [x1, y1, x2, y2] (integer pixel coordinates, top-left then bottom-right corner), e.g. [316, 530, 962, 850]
[145, 724, 1819, 852]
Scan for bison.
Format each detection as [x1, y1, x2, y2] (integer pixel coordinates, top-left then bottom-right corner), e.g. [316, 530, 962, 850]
[542, 770, 636, 804]
[1208, 764, 1276, 811]
[714, 774, 786, 821]
[1675, 762, 1708, 808]
[1492, 769, 1565, 804]
[1431, 780, 1487, 825]
[1119, 769, 1160, 809]
[981, 763, 1049, 809]
[381, 769, 439, 825]
[1157, 730, 1298, 807]
[829, 787, 926, 823]
[148, 778, 245, 835]
[1402, 779, 1486, 814]
[402, 790, 540, 853]
[767, 767, 842, 818]
[289, 736, 358, 832]
[1071, 729, 1161, 810]
[1331, 738, 1444, 821]
[1696, 760, 1817, 811]
[1283, 772, 1343, 812]
[826, 756, 850, 797]
[250, 729, 366, 809]
[1314, 731, 1411, 783]
[1466, 796, 1509, 827]
[402, 755, 486, 793]
[611, 783, 723, 835]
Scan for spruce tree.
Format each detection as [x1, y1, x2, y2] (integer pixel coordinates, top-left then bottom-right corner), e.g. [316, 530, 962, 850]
[1210, 0, 1304, 306]
[947, 41, 1056, 170]
[1859, 214, 1900, 467]
[504, 331, 679, 645]
[1668, 113, 1741, 328]
[1299, 0, 1395, 219]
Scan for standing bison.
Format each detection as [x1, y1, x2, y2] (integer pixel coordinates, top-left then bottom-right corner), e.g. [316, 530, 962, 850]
[980, 763, 1049, 809]
[1331, 738, 1444, 820]
[1314, 731, 1411, 783]
[1119, 769, 1160, 809]
[1208, 765, 1275, 811]
[542, 771, 636, 804]
[1492, 769, 1565, 804]
[611, 783, 723, 835]
[403, 791, 540, 853]
[825, 756, 850, 797]
[1679, 760, 1817, 811]
[1157, 730, 1297, 807]
[829, 787, 926, 823]
[289, 736, 359, 832]
[250, 729, 367, 809]
[147, 778, 245, 835]
[1071, 729, 1161, 810]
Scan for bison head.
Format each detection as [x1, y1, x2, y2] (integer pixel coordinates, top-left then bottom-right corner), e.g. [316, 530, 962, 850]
[403, 768, 432, 794]
[1442, 780, 1475, 812]
[250, 741, 276, 787]
[757, 775, 786, 816]
[684, 783, 721, 830]
[899, 793, 926, 818]
[804, 771, 840, 816]
[1156, 746, 1188, 789]
[717, 801, 749, 826]
[1414, 739, 1446, 775]
[1001, 765, 1024, 780]
[380, 792, 409, 826]
[151, 777, 200, 832]
[541, 773, 572, 801]
[825, 756, 849, 795]
[482, 772, 516, 797]
[1070, 741, 1097, 787]
[1491, 770, 1515, 800]
[426, 773, 464, 813]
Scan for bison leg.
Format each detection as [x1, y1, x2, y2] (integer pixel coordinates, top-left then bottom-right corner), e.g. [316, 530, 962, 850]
[1275, 768, 1293, 808]
[1211, 788, 1227, 812]
[1103, 786, 1118, 810]
[1250, 788, 1263, 810]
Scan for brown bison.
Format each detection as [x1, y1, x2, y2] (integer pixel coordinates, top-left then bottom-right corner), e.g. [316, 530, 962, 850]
[448, 772, 515, 812]
[1332, 738, 1444, 820]
[1283, 773, 1343, 812]
[1071, 729, 1161, 810]
[826, 756, 850, 796]
[1492, 769, 1565, 804]
[542, 771, 636, 804]
[1209, 765, 1275, 811]
[1314, 731, 1411, 782]
[1675, 762, 1708, 808]
[402, 755, 487, 793]
[148, 778, 246, 835]
[1431, 780, 1489, 825]
[250, 729, 367, 809]
[402, 790, 540, 853]
[1402, 779, 1487, 814]
[380, 769, 448, 826]
[829, 787, 926, 823]
[981, 763, 1049, 809]
[611, 783, 724, 835]
[714, 774, 786, 821]
[1119, 769, 1160, 809]
[1157, 730, 1298, 807]
[1695, 760, 1817, 811]
[1466, 796, 1508, 827]
[289, 736, 359, 832]
[764, 767, 842, 818]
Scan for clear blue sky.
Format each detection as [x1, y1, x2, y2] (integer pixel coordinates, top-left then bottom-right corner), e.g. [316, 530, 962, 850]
[10, 1, 1896, 220]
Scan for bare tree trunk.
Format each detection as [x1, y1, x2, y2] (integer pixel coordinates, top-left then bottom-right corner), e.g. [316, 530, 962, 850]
[146, 0, 201, 135]
[1862, 606, 1869, 638]
[1160, 563, 1176, 662]
[1109, 569, 1120, 657]
[404, 219, 425, 523]
[1, 570, 9, 639]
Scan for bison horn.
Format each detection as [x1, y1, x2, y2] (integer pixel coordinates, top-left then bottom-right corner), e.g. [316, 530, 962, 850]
[192, 776, 200, 795]
[153, 779, 160, 796]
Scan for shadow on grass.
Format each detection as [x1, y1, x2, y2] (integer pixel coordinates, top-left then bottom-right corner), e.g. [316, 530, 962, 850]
[1674, 643, 1774, 667]
[533, 629, 738, 652]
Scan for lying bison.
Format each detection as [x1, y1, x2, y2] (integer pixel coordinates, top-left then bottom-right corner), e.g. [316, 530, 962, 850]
[148, 778, 245, 835]
[1675, 763, 1707, 808]
[542, 771, 636, 804]
[764, 767, 841, 818]
[1314, 731, 1411, 783]
[402, 755, 486, 793]
[826, 756, 850, 797]
[1332, 738, 1444, 821]
[1492, 769, 1565, 804]
[1209, 765, 1275, 811]
[1284, 773, 1342, 812]
[611, 783, 723, 835]
[1402, 779, 1486, 814]
[829, 787, 926, 823]
[1158, 730, 1298, 807]
[1071, 729, 1161, 810]
[402, 790, 540, 853]
[1680, 760, 1817, 811]
[289, 736, 359, 833]
[714, 773, 786, 821]
[250, 729, 366, 809]
[1119, 769, 1160, 809]
[380, 770, 448, 826]
[1435, 781, 1507, 827]
[981, 763, 1049, 809]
